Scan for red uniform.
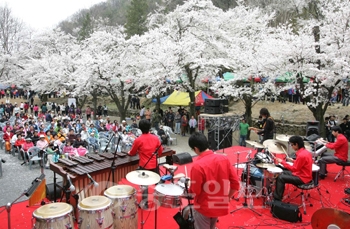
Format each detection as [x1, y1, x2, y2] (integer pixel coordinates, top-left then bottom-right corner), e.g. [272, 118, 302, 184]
[281, 148, 313, 183]
[326, 134, 348, 162]
[128, 133, 163, 169]
[189, 150, 240, 217]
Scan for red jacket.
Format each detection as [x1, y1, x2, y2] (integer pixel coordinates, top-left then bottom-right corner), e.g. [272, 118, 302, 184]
[326, 134, 348, 162]
[15, 139, 26, 147]
[189, 150, 240, 217]
[3, 132, 13, 142]
[281, 148, 313, 184]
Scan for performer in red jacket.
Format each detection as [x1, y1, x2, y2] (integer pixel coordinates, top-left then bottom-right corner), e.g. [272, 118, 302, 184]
[318, 126, 348, 179]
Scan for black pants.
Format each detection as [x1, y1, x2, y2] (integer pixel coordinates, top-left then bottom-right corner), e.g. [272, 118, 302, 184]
[273, 170, 304, 201]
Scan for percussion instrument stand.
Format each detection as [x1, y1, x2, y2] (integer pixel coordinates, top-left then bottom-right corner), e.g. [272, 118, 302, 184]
[72, 182, 94, 222]
[183, 179, 195, 229]
[231, 151, 261, 216]
[140, 144, 162, 229]
[103, 132, 115, 153]
[106, 135, 122, 190]
[235, 151, 241, 176]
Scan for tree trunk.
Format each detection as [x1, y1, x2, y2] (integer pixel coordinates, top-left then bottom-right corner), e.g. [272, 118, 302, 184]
[76, 95, 87, 109]
[107, 82, 130, 122]
[91, 90, 98, 120]
[188, 91, 196, 117]
[155, 95, 161, 111]
[308, 103, 327, 138]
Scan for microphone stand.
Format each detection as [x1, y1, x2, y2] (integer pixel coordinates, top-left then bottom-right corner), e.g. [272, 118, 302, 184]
[103, 132, 115, 153]
[105, 132, 122, 190]
[73, 182, 95, 222]
[231, 151, 261, 216]
[140, 144, 162, 229]
[183, 179, 195, 229]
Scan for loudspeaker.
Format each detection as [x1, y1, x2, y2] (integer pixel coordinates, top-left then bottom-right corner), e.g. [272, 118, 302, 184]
[208, 128, 232, 150]
[306, 121, 320, 136]
[172, 152, 193, 165]
[204, 106, 221, 114]
[46, 181, 63, 201]
[205, 98, 222, 107]
[271, 200, 302, 223]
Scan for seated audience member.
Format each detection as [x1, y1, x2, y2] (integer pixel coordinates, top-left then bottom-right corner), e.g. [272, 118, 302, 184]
[31, 131, 40, 145]
[36, 134, 49, 155]
[273, 136, 313, 201]
[45, 142, 60, 168]
[62, 141, 78, 157]
[21, 138, 35, 163]
[87, 133, 99, 153]
[73, 134, 88, 156]
[3, 127, 14, 153]
[67, 129, 76, 142]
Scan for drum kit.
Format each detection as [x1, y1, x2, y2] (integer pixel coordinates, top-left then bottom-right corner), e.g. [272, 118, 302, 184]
[240, 136, 322, 206]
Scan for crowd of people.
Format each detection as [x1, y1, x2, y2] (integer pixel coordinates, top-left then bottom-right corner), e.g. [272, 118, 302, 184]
[0, 100, 141, 168]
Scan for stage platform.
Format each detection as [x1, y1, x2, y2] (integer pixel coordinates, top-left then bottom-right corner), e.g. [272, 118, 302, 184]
[0, 145, 349, 229]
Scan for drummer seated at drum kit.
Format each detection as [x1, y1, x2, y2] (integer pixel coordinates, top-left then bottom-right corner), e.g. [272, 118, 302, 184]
[273, 136, 313, 202]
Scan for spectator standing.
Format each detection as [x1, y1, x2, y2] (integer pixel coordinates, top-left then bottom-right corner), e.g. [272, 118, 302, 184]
[239, 118, 249, 147]
[181, 115, 188, 136]
[188, 115, 197, 135]
[103, 104, 108, 116]
[174, 112, 181, 134]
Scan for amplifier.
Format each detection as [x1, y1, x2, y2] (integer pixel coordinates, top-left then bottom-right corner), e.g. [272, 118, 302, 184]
[205, 98, 222, 107]
[204, 106, 221, 114]
[271, 200, 302, 223]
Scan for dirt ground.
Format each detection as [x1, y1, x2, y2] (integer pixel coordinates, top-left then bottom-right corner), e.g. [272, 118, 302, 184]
[1, 96, 349, 124]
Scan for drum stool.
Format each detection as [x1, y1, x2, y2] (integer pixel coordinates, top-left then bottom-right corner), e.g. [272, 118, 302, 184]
[334, 160, 350, 182]
[290, 180, 323, 215]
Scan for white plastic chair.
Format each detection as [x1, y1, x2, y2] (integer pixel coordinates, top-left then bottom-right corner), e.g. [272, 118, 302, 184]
[26, 147, 45, 170]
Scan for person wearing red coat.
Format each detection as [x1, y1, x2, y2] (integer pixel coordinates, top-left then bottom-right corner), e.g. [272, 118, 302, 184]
[3, 127, 14, 152]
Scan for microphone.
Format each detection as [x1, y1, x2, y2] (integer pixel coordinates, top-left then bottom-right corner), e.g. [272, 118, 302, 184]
[87, 173, 99, 187]
[66, 174, 75, 192]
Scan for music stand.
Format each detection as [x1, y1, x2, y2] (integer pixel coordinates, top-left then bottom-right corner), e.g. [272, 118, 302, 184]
[0, 175, 45, 229]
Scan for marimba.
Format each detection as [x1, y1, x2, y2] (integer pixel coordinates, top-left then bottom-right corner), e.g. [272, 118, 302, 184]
[49, 148, 176, 201]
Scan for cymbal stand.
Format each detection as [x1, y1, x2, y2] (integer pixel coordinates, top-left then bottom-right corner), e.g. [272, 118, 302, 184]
[231, 150, 261, 215]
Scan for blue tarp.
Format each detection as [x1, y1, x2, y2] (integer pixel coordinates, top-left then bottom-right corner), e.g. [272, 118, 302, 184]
[152, 95, 170, 103]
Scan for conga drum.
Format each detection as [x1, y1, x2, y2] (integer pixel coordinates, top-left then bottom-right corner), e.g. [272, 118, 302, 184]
[32, 202, 73, 229]
[104, 185, 138, 229]
[78, 195, 114, 229]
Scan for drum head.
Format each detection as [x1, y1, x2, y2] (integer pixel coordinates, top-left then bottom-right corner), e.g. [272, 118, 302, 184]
[155, 184, 183, 196]
[312, 164, 320, 171]
[33, 203, 72, 219]
[79, 196, 111, 210]
[267, 167, 283, 174]
[104, 185, 135, 198]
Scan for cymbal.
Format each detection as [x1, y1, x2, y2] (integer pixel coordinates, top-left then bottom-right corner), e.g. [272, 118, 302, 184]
[126, 170, 160, 186]
[311, 208, 350, 229]
[264, 140, 287, 154]
[304, 141, 313, 151]
[256, 163, 276, 169]
[276, 134, 293, 142]
[246, 140, 265, 149]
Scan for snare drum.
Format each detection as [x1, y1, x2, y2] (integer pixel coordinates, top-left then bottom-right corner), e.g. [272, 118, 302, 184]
[104, 185, 137, 229]
[267, 167, 283, 177]
[33, 203, 73, 229]
[312, 164, 320, 186]
[78, 195, 114, 229]
[154, 184, 184, 208]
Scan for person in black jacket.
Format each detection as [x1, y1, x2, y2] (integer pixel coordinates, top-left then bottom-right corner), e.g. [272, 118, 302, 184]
[251, 108, 275, 143]
[73, 134, 88, 148]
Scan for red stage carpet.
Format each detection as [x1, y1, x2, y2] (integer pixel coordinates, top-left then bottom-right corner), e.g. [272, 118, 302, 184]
[1, 146, 350, 229]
